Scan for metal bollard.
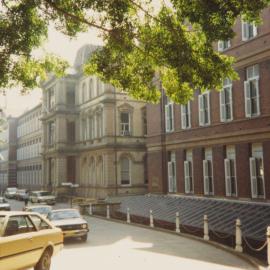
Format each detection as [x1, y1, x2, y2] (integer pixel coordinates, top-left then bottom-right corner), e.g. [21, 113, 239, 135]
[89, 203, 93, 215]
[203, 215, 209, 241]
[127, 207, 131, 223]
[150, 210, 154, 228]
[235, 218, 243, 252]
[106, 205, 110, 219]
[176, 212, 180, 233]
[267, 226, 270, 267]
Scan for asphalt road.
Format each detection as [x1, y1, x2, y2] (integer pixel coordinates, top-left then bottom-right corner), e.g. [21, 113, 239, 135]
[6, 199, 260, 270]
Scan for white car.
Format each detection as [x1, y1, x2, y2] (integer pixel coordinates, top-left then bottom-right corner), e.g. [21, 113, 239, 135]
[4, 187, 17, 199]
[47, 209, 89, 242]
[29, 191, 56, 205]
[0, 197, 10, 211]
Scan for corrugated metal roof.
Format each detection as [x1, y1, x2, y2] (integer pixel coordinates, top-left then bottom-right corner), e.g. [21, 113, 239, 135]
[107, 194, 270, 240]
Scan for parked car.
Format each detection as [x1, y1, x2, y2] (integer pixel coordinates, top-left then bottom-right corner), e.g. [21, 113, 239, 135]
[29, 191, 56, 205]
[15, 189, 28, 201]
[23, 205, 52, 218]
[0, 197, 10, 211]
[0, 211, 63, 270]
[47, 209, 89, 242]
[4, 187, 17, 199]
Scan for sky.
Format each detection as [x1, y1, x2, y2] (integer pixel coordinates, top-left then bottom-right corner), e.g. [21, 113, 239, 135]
[0, 26, 103, 117]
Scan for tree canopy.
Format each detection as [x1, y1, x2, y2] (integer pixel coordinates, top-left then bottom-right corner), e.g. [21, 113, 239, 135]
[0, 0, 269, 104]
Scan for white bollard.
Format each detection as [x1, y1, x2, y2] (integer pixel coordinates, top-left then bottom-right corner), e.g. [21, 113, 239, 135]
[267, 226, 270, 267]
[89, 203, 93, 215]
[203, 215, 209, 241]
[127, 208, 131, 223]
[106, 205, 110, 219]
[150, 210, 154, 228]
[235, 218, 243, 252]
[176, 212, 180, 233]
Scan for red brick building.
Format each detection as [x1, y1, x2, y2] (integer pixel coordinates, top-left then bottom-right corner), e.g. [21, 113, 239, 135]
[147, 7, 270, 202]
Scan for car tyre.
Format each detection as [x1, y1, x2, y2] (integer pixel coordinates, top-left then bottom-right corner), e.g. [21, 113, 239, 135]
[81, 234, 88, 242]
[34, 249, 52, 270]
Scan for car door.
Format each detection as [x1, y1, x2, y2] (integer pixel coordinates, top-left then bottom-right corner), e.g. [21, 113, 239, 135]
[0, 215, 41, 270]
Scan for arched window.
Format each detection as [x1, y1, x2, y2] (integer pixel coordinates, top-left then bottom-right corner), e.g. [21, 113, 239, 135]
[121, 157, 130, 185]
[82, 82, 86, 103]
[89, 79, 93, 100]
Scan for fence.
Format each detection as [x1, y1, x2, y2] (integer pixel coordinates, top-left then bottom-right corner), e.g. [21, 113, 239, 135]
[80, 203, 269, 265]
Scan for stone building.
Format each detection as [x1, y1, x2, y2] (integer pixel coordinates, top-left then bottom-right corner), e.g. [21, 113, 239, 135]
[42, 44, 147, 198]
[147, 7, 270, 202]
[16, 104, 43, 190]
[0, 116, 17, 192]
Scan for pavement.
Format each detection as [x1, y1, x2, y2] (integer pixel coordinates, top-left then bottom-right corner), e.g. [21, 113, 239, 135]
[6, 199, 264, 270]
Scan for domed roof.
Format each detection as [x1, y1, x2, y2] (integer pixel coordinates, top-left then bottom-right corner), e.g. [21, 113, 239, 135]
[73, 44, 101, 68]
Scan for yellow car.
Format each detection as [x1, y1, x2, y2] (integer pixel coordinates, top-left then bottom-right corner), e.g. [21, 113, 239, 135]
[0, 211, 63, 270]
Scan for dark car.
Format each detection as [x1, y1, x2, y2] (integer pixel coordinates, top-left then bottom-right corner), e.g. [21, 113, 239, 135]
[0, 197, 11, 211]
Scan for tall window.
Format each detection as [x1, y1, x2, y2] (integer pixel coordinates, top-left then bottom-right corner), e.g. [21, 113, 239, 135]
[218, 40, 231, 52]
[82, 82, 86, 103]
[89, 79, 93, 100]
[181, 101, 191, 129]
[120, 112, 130, 136]
[81, 118, 87, 141]
[96, 111, 103, 138]
[48, 87, 55, 110]
[184, 150, 193, 194]
[142, 108, 147, 136]
[48, 121, 55, 146]
[203, 149, 214, 195]
[88, 116, 94, 140]
[167, 151, 177, 193]
[244, 65, 260, 117]
[250, 144, 265, 198]
[121, 157, 130, 185]
[242, 20, 257, 41]
[224, 146, 237, 197]
[220, 78, 233, 122]
[198, 92, 210, 126]
[165, 99, 174, 132]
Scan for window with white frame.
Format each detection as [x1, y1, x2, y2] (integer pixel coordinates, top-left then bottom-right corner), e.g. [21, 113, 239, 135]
[242, 20, 257, 41]
[181, 101, 191, 129]
[218, 40, 231, 52]
[167, 151, 177, 193]
[224, 146, 237, 197]
[250, 144, 265, 198]
[220, 78, 233, 122]
[199, 92, 210, 126]
[203, 149, 214, 195]
[165, 99, 174, 132]
[121, 157, 130, 185]
[184, 150, 193, 194]
[120, 112, 130, 136]
[244, 65, 260, 117]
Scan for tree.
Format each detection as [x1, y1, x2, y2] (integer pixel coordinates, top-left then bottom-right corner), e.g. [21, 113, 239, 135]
[0, 0, 269, 103]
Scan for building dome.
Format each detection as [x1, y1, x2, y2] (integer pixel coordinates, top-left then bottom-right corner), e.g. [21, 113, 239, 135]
[73, 44, 101, 68]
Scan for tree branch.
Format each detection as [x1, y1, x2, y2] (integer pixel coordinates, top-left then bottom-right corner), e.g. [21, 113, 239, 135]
[42, 0, 111, 33]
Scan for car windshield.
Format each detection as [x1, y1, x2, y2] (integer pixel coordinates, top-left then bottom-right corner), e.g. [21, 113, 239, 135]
[0, 216, 5, 229]
[7, 188, 16, 192]
[39, 192, 51, 196]
[30, 207, 51, 215]
[48, 210, 80, 220]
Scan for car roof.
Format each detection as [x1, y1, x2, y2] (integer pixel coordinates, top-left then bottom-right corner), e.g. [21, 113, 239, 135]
[31, 190, 48, 193]
[25, 205, 52, 209]
[50, 208, 79, 213]
[0, 211, 43, 217]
